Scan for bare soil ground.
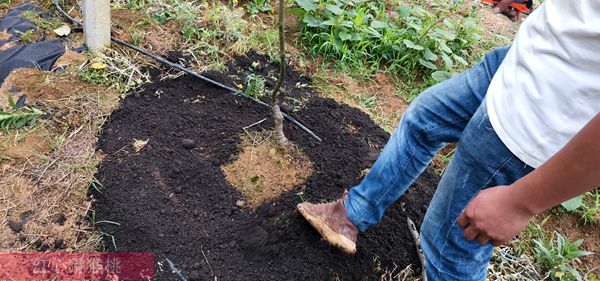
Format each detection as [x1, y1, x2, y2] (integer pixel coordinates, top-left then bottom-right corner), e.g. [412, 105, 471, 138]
[0, 65, 120, 252]
[222, 134, 313, 208]
[91, 52, 440, 280]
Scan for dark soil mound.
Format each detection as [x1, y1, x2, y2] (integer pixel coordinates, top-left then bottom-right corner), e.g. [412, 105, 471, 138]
[93, 52, 439, 280]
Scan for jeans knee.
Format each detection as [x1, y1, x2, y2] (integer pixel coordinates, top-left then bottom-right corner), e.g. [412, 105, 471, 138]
[400, 96, 432, 139]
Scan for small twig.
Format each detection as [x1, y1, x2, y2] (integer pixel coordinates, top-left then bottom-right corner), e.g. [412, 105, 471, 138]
[243, 118, 267, 131]
[112, 145, 129, 155]
[201, 246, 215, 277]
[407, 217, 427, 281]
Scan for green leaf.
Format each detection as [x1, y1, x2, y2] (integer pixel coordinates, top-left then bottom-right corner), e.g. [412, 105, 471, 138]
[323, 19, 337, 26]
[398, 6, 412, 17]
[423, 48, 438, 61]
[295, 0, 317, 11]
[287, 8, 305, 15]
[443, 18, 457, 29]
[403, 39, 424, 50]
[419, 58, 437, 70]
[453, 54, 468, 66]
[7, 95, 16, 109]
[561, 196, 583, 212]
[370, 20, 387, 29]
[340, 20, 354, 28]
[338, 30, 352, 41]
[326, 4, 344, 15]
[439, 41, 452, 54]
[431, 71, 452, 82]
[364, 27, 381, 38]
[303, 14, 321, 27]
[572, 249, 594, 258]
[441, 53, 453, 70]
[353, 13, 363, 25]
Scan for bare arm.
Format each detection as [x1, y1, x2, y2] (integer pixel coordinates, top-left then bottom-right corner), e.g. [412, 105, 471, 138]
[458, 113, 600, 246]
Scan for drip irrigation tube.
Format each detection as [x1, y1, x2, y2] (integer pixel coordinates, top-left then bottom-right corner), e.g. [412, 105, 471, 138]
[52, 0, 322, 142]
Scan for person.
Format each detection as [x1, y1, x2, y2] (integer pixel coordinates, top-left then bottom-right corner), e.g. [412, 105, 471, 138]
[296, 0, 600, 280]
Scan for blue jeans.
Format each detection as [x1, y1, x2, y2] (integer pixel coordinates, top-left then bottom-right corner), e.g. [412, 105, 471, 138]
[344, 47, 534, 280]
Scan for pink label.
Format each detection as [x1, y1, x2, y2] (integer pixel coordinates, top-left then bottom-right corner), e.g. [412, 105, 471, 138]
[0, 252, 154, 280]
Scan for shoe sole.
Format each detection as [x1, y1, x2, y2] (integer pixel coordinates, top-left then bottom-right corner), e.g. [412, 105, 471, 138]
[296, 204, 357, 255]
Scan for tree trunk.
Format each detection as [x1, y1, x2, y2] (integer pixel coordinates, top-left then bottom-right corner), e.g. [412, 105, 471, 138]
[272, 104, 288, 146]
[271, 0, 287, 146]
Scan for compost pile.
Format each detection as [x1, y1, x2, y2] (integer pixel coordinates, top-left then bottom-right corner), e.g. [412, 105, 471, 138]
[93, 52, 439, 280]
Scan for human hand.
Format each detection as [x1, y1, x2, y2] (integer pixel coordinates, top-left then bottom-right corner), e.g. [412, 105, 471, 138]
[491, 0, 520, 22]
[457, 185, 536, 246]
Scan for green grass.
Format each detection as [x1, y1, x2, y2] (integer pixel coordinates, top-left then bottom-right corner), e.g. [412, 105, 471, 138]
[0, 96, 44, 131]
[580, 190, 599, 225]
[20, 10, 63, 31]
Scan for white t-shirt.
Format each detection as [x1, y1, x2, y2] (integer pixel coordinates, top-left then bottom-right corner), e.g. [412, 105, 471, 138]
[486, 0, 600, 168]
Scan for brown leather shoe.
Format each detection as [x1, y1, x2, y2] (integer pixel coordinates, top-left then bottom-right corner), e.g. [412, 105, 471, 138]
[296, 191, 359, 254]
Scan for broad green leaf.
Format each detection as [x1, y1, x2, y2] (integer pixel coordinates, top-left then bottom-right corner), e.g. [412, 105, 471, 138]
[561, 195, 583, 211]
[287, 8, 305, 15]
[443, 18, 456, 29]
[431, 71, 452, 82]
[419, 58, 437, 70]
[340, 20, 354, 28]
[441, 53, 453, 70]
[295, 0, 317, 11]
[353, 14, 363, 25]
[302, 14, 321, 27]
[439, 41, 452, 53]
[432, 29, 456, 41]
[321, 19, 335, 26]
[15, 118, 28, 128]
[423, 48, 438, 61]
[453, 54, 468, 66]
[326, 4, 344, 15]
[370, 20, 387, 29]
[338, 31, 352, 41]
[398, 6, 412, 17]
[365, 27, 381, 38]
[403, 39, 424, 50]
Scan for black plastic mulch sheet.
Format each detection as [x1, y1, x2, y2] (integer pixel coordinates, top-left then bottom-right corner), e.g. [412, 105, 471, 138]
[0, 3, 65, 84]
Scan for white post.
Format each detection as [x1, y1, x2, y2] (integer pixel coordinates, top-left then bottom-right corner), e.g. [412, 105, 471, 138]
[83, 0, 111, 53]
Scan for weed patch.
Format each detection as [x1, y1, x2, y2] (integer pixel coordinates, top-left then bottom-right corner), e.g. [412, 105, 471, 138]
[534, 232, 593, 281]
[293, 0, 483, 82]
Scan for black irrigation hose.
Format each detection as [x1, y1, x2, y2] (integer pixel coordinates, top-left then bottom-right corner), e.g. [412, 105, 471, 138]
[52, 0, 323, 142]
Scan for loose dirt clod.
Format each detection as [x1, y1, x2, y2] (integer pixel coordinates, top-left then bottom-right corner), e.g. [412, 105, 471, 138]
[54, 239, 64, 249]
[7, 220, 23, 233]
[189, 270, 201, 281]
[182, 138, 195, 149]
[51, 213, 66, 225]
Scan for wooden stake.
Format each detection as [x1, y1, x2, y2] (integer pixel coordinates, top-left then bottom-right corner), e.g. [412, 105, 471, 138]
[83, 0, 111, 52]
